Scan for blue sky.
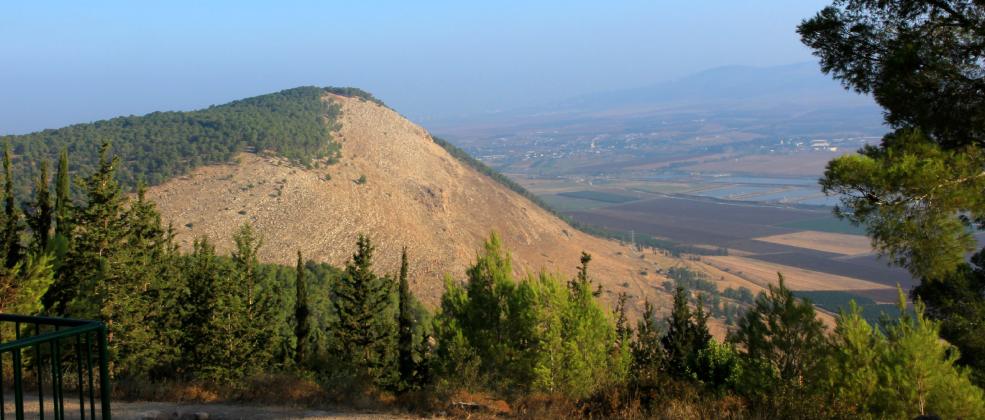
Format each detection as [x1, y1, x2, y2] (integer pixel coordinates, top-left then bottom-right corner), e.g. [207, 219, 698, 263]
[1, 1, 832, 134]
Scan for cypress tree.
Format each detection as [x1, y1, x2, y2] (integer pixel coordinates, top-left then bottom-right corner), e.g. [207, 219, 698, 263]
[294, 250, 310, 367]
[232, 223, 262, 317]
[613, 292, 631, 349]
[693, 294, 712, 350]
[2, 141, 21, 268]
[415, 329, 432, 387]
[661, 286, 711, 379]
[26, 160, 53, 253]
[397, 247, 415, 389]
[632, 299, 664, 386]
[230, 223, 278, 369]
[54, 148, 70, 237]
[662, 286, 693, 377]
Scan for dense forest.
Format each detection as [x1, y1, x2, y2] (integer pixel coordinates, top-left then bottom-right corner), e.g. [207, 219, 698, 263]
[1, 139, 983, 418]
[0, 86, 385, 197]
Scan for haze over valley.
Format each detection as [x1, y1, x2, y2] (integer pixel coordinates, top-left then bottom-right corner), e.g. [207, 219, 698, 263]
[432, 61, 909, 315]
[4, 1, 984, 418]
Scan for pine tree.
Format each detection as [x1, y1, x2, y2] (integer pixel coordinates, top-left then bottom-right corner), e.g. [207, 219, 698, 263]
[728, 274, 828, 417]
[799, 2, 985, 279]
[560, 253, 623, 396]
[824, 300, 881, 416]
[730, 274, 826, 384]
[46, 142, 127, 317]
[294, 250, 310, 367]
[879, 291, 985, 418]
[914, 251, 985, 386]
[2, 141, 22, 268]
[40, 143, 181, 376]
[693, 339, 742, 394]
[333, 234, 397, 386]
[397, 247, 416, 390]
[25, 160, 53, 253]
[435, 235, 621, 397]
[824, 290, 985, 418]
[179, 237, 250, 380]
[112, 183, 181, 377]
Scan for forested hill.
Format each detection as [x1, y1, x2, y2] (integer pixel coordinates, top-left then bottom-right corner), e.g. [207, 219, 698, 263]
[1, 86, 382, 195]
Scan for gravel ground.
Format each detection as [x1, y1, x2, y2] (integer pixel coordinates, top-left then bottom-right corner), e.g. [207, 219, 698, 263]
[3, 395, 423, 419]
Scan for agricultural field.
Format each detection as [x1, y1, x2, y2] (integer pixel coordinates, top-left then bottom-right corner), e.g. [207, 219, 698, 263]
[776, 217, 867, 235]
[702, 255, 890, 291]
[508, 161, 913, 311]
[755, 231, 873, 255]
[519, 186, 909, 304]
[677, 150, 854, 178]
[563, 196, 910, 295]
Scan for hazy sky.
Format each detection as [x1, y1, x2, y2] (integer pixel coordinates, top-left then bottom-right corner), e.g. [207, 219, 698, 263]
[1, 1, 832, 134]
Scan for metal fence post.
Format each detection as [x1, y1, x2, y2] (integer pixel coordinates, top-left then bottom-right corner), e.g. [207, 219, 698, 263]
[97, 325, 111, 420]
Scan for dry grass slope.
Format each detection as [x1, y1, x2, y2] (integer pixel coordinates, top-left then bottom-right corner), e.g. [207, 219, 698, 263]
[147, 94, 678, 313]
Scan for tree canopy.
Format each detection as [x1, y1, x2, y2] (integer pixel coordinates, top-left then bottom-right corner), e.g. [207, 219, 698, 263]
[799, 1, 985, 279]
[800, 0, 985, 385]
[0, 86, 386, 197]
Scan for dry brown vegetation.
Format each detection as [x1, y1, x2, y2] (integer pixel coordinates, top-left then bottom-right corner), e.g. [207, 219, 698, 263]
[147, 94, 678, 314]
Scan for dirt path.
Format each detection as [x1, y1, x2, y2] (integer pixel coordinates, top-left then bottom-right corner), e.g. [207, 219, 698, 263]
[3, 395, 423, 419]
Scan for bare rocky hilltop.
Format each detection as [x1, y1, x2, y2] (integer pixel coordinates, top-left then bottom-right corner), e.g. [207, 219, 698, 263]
[145, 93, 679, 312]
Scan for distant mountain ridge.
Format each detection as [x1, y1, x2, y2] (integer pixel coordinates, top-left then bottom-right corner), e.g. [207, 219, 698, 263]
[561, 62, 871, 110]
[428, 62, 881, 135]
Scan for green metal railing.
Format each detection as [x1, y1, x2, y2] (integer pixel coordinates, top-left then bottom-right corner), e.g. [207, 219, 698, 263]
[0, 314, 111, 420]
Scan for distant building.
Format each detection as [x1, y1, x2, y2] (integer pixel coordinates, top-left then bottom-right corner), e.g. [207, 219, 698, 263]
[810, 139, 838, 151]
[810, 139, 830, 149]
